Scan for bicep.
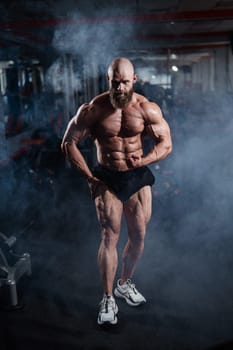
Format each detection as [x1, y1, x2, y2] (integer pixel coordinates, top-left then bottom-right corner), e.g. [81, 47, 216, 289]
[144, 103, 170, 140]
[146, 117, 171, 142]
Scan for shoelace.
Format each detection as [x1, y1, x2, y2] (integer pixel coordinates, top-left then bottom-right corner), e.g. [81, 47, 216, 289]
[126, 279, 137, 294]
[100, 296, 115, 313]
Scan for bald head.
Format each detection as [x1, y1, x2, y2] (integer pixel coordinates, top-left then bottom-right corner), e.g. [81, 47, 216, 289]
[107, 57, 135, 79]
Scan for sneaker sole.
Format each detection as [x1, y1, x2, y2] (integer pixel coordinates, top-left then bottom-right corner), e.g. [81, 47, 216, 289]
[114, 288, 146, 307]
[97, 316, 118, 325]
[97, 305, 118, 325]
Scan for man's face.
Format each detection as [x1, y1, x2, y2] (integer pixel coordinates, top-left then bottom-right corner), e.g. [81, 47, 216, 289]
[108, 71, 136, 109]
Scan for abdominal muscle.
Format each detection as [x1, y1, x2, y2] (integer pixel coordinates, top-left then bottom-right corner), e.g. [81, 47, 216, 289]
[95, 135, 144, 171]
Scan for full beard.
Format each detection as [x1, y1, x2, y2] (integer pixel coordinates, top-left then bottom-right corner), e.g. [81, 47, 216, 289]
[109, 88, 133, 109]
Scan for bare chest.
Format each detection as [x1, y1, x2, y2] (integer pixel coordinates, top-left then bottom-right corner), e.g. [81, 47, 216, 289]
[95, 109, 145, 138]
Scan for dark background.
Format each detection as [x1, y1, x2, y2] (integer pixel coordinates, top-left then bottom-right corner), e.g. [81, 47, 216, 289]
[0, 1, 233, 349]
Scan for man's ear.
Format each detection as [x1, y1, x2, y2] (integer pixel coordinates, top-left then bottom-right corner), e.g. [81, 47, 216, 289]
[106, 73, 110, 81]
[133, 74, 138, 83]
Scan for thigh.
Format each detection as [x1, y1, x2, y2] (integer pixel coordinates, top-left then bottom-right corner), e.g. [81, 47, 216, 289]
[123, 186, 152, 237]
[94, 186, 123, 234]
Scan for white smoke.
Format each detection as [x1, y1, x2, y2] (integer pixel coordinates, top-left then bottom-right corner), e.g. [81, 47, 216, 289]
[52, 11, 134, 70]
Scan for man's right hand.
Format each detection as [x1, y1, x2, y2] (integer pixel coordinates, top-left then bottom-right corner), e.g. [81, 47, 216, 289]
[87, 176, 107, 199]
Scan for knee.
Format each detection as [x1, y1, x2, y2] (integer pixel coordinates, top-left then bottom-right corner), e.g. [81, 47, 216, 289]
[123, 234, 145, 260]
[130, 232, 145, 248]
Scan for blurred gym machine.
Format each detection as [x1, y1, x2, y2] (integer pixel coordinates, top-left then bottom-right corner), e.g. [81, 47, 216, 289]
[0, 221, 33, 310]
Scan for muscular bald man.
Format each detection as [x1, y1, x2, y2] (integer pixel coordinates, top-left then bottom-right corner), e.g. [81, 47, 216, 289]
[61, 57, 172, 325]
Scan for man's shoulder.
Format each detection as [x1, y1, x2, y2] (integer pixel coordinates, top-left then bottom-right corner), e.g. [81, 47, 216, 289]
[137, 97, 163, 124]
[139, 98, 161, 112]
[73, 92, 109, 126]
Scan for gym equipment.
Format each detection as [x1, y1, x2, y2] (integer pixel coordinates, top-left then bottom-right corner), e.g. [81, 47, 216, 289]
[0, 221, 33, 310]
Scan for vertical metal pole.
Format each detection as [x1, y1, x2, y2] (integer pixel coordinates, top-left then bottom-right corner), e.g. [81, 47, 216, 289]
[167, 48, 171, 89]
[63, 54, 71, 127]
[68, 57, 76, 114]
[8, 279, 18, 306]
[63, 54, 77, 127]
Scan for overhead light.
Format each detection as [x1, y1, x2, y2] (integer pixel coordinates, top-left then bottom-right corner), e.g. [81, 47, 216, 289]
[171, 65, 179, 72]
[170, 54, 177, 60]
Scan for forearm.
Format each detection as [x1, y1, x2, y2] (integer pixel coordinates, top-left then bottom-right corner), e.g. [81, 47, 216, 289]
[62, 141, 93, 179]
[142, 141, 172, 165]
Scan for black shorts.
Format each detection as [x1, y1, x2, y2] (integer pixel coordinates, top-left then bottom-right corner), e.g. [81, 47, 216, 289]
[93, 164, 155, 202]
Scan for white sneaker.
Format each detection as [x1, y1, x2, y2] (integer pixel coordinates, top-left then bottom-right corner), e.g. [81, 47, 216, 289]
[114, 279, 146, 306]
[97, 295, 118, 325]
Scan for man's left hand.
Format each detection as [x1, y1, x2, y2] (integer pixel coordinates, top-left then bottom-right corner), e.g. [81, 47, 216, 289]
[127, 155, 145, 168]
